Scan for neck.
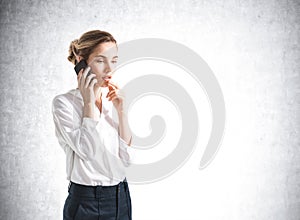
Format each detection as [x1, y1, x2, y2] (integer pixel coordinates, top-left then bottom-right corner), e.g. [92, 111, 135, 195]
[94, 86, 102, 102]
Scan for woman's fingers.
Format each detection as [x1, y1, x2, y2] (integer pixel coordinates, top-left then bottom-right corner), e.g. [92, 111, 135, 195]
[108, 81, 119, 89]
[77, 69, 84, 88]
[84, 73, 97, 89]
[108, 93, 122, 101]
[106, 88, 116, 97]
[107, 90, 124, 101]
[89, 75, 97, 88]
[77, 69, 83, 81]
[77, 66, 97, 90]
[107, 87, 122, 98]
[77, 66, 97, 105]
[80, 66, 91, 88]
[79, 69, 85, 90]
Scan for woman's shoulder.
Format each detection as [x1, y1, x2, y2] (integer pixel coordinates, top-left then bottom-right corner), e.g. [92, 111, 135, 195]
[52, 88, 82, 109]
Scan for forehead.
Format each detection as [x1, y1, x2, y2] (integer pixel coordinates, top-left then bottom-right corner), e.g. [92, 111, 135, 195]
[92, 42, 118, 57]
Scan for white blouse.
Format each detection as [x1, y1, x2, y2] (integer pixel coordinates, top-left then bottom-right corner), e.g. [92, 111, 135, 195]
[52, 88, 132, 186]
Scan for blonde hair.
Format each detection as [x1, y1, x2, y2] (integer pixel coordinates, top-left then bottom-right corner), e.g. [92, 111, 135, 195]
[68, 30, 117, 65]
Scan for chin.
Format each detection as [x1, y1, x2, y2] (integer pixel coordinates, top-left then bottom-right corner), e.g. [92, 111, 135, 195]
[100, 82, 109, 88]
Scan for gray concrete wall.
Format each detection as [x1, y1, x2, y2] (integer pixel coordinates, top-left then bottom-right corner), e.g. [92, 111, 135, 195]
[0, 0, 299, 219]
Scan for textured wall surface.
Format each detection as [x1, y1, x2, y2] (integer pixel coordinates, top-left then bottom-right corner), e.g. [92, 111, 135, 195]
[0, 0, 299, 219]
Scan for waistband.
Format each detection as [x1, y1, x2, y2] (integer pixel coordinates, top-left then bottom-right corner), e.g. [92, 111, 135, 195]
[68, 178, 129, 199]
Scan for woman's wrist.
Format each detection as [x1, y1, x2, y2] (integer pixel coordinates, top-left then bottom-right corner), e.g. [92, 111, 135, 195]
[83, 102, 95, 119]
[117, 109, 128, 117]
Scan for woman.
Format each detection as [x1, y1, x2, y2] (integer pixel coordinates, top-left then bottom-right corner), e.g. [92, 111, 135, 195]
[52, 30, 132, 220]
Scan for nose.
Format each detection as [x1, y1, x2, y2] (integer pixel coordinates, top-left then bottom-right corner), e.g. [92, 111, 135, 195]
[105, 62, 113, 73]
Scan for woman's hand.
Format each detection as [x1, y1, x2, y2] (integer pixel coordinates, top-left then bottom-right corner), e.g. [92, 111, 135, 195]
[77, 66, 97, 105]
[106, 81, 125, 113]
[107, 81, 132, 145]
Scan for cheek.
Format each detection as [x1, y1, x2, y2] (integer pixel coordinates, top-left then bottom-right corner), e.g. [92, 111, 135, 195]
[92, 70, 105, 79]
[95, 74, 104, 81]
[91, 64, 105, 72]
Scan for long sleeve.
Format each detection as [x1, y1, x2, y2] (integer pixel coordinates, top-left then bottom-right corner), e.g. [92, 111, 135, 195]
[52, 95, 105, 161]
[118, 136, 133, 167]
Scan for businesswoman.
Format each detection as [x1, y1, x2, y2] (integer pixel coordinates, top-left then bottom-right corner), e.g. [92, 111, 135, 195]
[52, 30, 132, 220]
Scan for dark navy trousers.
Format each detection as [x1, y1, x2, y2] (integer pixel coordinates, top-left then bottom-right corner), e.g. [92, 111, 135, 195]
[63, 178, 132, 220]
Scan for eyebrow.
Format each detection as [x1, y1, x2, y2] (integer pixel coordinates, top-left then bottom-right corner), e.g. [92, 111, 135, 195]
[95, 55, 118, 59]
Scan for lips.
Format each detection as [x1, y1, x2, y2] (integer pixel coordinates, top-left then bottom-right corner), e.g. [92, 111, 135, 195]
[102, 75, 111, 81]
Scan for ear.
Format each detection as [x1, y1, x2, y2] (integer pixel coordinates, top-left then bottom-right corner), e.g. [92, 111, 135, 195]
[75, 55, 83, 64]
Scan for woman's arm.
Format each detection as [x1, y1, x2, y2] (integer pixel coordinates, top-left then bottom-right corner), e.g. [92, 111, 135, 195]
[83, 102, 97, 120]
[118, 111, 132, 146]
[52, 95, 106, 161]
[106, 82, 132, 146]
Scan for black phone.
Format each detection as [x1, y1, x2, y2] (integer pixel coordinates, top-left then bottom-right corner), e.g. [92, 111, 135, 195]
[74, 59, 88, 75]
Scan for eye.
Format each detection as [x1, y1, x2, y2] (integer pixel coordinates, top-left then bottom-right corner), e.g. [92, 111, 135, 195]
[112, 60, 118, 64]
[96, 60, 104, 63]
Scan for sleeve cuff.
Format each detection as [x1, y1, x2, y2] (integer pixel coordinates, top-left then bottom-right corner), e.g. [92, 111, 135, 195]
[119, 136, 134, 166]
[82, 117, 99, 129]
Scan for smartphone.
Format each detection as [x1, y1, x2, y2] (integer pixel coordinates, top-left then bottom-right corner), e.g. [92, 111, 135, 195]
[74, 59, 91, 75]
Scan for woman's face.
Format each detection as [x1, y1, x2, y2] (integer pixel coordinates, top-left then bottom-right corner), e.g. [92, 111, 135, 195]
[87, 42, 118, 87]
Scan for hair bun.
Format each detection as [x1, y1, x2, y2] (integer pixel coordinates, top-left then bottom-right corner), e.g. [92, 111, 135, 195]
[67, 39, 79, 65]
